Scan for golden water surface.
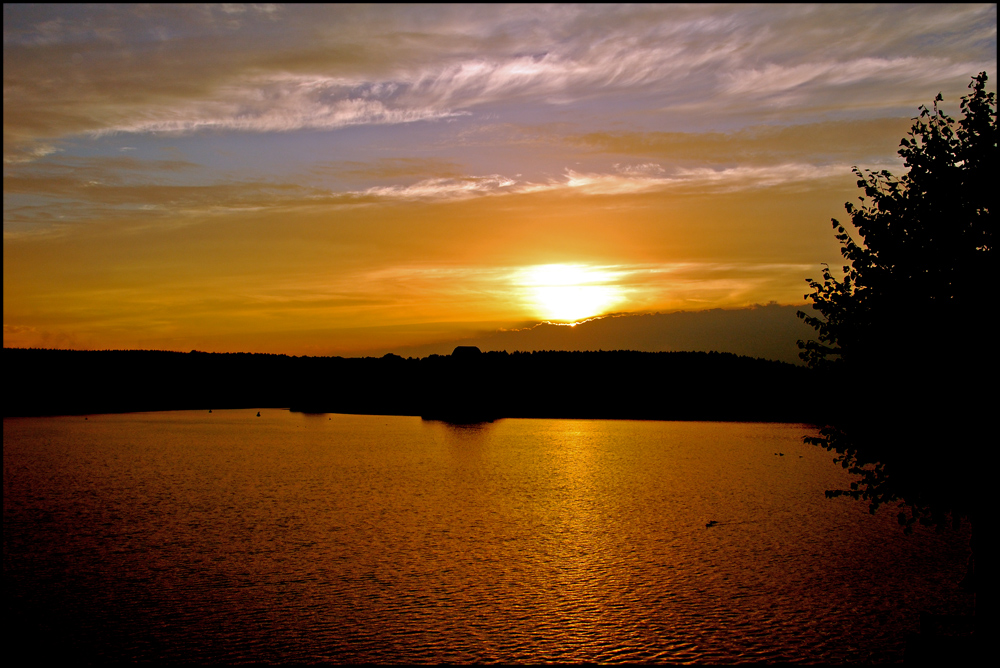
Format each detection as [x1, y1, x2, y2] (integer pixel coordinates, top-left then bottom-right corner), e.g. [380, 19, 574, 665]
[3, 411, 973, 663]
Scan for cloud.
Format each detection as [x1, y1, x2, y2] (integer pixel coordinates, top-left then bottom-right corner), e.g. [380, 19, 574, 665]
[4, 3, 993, 163]
[348, 161, 852, 202]
[3, 155, 357, 235]
[386, 303, 816, 365]
[572, 118, 919, 164]
[92, 78, 467, 136]
[3, 143, 60, 164]
[357, 174, 519, 201]
[614, 163, 666, 176]
[5, 155, 854, 232]
[722, 57, 992, 114]
[554, 163, 847, 196]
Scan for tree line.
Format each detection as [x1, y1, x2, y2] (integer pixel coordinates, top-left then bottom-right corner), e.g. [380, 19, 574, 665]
[4, 347, 818, 423]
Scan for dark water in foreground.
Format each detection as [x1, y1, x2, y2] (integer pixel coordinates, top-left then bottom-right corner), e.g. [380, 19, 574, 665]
[3, 411, 973, 663]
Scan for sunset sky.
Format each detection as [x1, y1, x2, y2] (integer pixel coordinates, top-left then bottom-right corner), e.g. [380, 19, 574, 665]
[4, 4, 996, 357]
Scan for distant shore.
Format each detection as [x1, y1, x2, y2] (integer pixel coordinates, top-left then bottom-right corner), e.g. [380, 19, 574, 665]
[4, 347, 820, 423]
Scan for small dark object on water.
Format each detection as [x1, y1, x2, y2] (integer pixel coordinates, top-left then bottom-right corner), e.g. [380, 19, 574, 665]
[256, 411, 260, 417]
[706, 520, 718, 528]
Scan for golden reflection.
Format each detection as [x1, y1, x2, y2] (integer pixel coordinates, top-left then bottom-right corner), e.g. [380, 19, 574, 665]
[518, 264, 624, 322]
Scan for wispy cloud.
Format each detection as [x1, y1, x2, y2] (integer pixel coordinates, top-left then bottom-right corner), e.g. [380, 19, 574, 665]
[354, 163, 850, 201]
[4, 159, 858, 229]
[94, 77, 467, 136]
[358, 175, 518, 201]
[3, 143, 59, 164]
[4, 4, 993, 162]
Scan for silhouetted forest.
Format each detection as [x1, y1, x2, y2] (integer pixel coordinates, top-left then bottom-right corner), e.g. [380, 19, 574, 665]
[4, 347, 819, 423]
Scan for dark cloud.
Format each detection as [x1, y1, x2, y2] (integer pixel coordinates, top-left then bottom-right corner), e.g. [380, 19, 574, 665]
[390, 303, 814, 365]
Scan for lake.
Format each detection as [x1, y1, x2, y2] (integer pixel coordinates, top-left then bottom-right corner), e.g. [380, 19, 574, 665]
[3, 410, 973, 663]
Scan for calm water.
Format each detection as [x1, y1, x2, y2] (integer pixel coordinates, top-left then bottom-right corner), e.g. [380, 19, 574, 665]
[3, 411, 973, 663]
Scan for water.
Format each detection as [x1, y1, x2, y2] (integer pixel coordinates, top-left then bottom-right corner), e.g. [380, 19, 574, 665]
[3, 410, 973, 663]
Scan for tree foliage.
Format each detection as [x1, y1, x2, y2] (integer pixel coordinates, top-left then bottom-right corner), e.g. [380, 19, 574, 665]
[798, 73, 995, 533]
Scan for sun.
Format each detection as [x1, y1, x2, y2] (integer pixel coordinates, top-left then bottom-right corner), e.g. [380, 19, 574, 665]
[518, 264, 623, 322]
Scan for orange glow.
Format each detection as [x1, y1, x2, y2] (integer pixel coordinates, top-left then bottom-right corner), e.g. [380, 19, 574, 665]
[6, 4, 979, 357]
[517, 264, 624, 322]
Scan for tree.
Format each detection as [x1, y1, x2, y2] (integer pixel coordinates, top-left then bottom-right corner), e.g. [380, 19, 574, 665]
[798, 73, 995, 535]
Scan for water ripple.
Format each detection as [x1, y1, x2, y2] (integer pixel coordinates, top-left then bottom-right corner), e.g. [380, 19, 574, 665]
[3, 413, 974, 663]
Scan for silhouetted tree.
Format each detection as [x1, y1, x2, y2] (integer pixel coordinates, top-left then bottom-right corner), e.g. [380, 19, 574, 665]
[798, 73, 994, 535]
